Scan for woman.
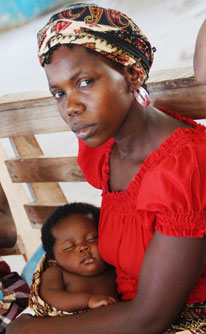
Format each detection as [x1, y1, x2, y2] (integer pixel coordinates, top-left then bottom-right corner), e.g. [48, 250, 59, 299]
[8, 3, 206, 333]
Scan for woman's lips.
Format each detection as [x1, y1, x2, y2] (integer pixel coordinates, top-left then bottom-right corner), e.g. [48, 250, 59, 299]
[72, 124, 98, 140]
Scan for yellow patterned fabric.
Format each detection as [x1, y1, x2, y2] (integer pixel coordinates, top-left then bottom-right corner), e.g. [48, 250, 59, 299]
[29, 256, 75, 317]
[37, 3, 155, 82]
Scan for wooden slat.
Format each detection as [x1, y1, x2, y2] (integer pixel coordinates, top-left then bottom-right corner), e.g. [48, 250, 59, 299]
[0, 67, 194, 105]
[148, 76, 206, 119]
[0, 97, 69, 137]
[12, 136, 43, 156]
[0, 141, 41, 259]
[5, 156, 85, 183]
[24, 203, 67, 228]
[0, 68, 206, 139]
[149, 75, 197, 90]
[148, 66, 194, 83]
[11, 136, 68, 203]
[0, 67, 206, 251]
[0, 90, 52, 104]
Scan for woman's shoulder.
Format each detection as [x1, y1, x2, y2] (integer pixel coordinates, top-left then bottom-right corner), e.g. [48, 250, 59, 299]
[151, 111, 206, 171]
[162, 123, 206, 164]
[138, 118, 206, 187]
[138, 123, 206, 235]
[158, 108, 206, 148]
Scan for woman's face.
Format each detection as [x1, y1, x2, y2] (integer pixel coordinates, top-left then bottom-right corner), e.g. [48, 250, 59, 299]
[45, 45, 134, 147]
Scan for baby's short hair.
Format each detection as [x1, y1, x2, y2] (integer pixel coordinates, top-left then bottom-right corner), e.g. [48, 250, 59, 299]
[41, 202, 100, 259]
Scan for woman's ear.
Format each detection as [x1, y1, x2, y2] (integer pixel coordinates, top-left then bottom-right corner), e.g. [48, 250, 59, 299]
[123, 67, 144, 90]
[48, 259, 58, 267]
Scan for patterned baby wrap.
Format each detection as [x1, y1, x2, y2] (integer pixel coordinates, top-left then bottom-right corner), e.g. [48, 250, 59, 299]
[29, 255, 77, 317]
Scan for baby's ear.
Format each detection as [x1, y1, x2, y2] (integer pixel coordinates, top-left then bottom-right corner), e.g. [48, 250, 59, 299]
[122, 67, 144, 90]
[48, 259, 57, 267]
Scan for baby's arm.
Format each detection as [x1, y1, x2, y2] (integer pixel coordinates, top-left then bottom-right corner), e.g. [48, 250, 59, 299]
[40, 266, 90, 311]
[88, 294, 117, 309]
[40, 267, 117, 312]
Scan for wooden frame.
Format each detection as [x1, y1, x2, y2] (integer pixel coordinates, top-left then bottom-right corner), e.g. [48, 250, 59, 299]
[0, 66, 205, 258]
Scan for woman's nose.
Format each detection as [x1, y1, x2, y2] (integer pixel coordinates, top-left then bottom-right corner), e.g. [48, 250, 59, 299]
[67, 105, 84, 117]
[66, 95, 85, 117]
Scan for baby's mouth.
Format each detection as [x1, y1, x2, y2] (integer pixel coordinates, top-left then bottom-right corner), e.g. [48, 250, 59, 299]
[81, 255, 95, 265]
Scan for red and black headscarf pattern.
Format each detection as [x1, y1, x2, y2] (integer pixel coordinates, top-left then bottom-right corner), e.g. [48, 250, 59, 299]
[37, 3, 155, 81]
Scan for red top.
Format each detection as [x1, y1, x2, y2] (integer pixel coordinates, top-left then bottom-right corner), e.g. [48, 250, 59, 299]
[77, 110, 206, 304]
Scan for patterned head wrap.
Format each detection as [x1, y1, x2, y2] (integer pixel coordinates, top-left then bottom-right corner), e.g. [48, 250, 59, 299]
[37, 3, 155, 81]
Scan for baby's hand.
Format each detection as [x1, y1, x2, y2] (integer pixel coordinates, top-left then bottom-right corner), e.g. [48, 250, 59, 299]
[88, 294, 117, 309]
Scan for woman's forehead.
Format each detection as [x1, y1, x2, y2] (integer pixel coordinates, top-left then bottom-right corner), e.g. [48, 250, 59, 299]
[44, 45, 118, 81]
[49, 45, 96, 64]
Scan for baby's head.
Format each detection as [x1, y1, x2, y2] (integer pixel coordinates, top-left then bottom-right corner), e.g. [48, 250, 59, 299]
[41, 202, 107, 276]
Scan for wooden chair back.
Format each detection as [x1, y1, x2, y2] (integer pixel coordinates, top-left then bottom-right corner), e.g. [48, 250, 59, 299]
[0, 66, 205, 258]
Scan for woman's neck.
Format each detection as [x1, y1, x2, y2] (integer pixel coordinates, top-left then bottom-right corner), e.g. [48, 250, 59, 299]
[112, 104, 190, 162]
[112, 103, 157, 161]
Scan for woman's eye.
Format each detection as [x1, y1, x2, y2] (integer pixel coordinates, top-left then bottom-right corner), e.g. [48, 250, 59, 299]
[78, 79, 93, 88]
[52, 91, 64, 99]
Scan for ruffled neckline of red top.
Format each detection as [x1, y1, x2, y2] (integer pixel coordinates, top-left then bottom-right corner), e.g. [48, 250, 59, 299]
[101, 109, 205, 198]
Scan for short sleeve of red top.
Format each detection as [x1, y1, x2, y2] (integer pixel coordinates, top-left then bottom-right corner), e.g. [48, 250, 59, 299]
[77, 110, 206, 304]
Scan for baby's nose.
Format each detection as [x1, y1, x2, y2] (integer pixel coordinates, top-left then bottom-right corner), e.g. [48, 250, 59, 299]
[79, 245, 89, 253]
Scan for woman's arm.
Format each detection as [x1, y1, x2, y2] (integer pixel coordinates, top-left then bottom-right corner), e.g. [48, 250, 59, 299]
[7, 231, 206, 334]
[194, 19, 206, 84]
